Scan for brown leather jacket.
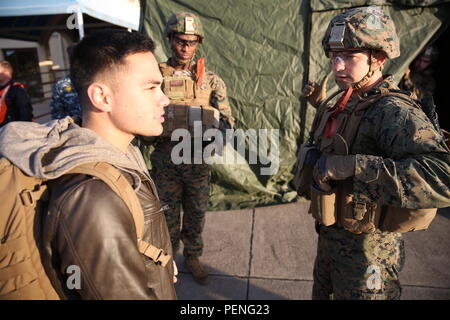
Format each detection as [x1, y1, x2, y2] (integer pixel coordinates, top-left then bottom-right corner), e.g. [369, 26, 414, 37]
[38, 169, 177, 300]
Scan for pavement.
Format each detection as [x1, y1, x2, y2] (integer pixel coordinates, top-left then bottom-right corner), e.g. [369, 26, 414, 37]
[33, 99, 450, 300]
[173, 202, 450, 300]
[32, 98, 53, 123]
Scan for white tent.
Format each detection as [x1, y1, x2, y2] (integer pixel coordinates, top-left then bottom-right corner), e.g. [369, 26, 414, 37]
[0, 0, 141, 39]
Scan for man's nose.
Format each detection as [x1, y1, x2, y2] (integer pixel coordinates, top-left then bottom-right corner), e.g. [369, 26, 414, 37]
[332, 56, 345, 72]
[160, 92, 170, 108]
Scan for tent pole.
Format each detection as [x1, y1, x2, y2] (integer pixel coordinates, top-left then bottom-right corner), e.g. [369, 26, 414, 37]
[77, 6, 84, 40]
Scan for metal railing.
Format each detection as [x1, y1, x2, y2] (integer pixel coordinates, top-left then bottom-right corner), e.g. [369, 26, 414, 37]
[15, 68, 70, 104]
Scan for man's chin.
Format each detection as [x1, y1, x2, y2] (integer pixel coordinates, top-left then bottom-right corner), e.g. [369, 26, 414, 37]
[142, 127, 164, 137]
[174, 55, 193, 65]
[335, 79, 352, 90]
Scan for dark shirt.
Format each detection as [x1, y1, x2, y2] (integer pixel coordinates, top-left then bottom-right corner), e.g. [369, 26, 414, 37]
[0, 80, 33, 126]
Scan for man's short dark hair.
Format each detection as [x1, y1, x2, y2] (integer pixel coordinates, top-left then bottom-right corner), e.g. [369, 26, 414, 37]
[70, 29, 155, 104]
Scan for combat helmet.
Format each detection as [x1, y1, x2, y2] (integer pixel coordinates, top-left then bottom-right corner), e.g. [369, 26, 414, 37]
[322, 6, 400, 59]
[164, 12, 204, 42]
[322, 6, 400, 90]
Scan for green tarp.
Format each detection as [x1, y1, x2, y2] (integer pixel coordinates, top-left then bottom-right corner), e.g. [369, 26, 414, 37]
[142, 0, 450, 210]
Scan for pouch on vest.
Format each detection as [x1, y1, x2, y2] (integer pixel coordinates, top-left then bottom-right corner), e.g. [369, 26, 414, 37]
[292, 143, 320, 197]
[336, 182, 382, 234]
[309, 186, 336, 226]
[189, 106, 220, 139]
[162, 73, 211, 108]
[162, 104, 220, 138]
[379, 207, 437, 233]
[164, 76, 195, 101]
[161, 104, 190, 137]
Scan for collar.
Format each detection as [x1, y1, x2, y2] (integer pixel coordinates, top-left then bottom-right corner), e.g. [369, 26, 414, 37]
[167, 57, 197, 71]
[362, 75, 398, 98]
[0, 79, 12, 91]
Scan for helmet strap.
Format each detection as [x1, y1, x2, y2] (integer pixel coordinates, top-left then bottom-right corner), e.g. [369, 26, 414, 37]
[352, 50, 376, 90]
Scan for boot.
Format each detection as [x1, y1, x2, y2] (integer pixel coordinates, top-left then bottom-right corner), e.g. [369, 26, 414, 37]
[184, 257, 209, 285]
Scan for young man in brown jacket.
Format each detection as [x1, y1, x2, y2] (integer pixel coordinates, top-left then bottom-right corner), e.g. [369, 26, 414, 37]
[0, 30, 177, 299]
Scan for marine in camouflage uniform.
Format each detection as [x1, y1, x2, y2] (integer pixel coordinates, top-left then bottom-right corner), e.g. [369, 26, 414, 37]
[50, 75, 82, 124]
[399, 46, 438, 101]
[301, 7, 450, 300]
[397, 46, 450, 148]
[150, 12, 234, 284]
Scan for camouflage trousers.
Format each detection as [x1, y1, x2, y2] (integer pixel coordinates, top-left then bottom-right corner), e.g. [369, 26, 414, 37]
[312, 224, 405, 300]
[151, 147, 210, 259]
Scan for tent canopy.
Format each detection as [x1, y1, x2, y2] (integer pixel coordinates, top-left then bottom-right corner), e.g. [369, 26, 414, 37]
[0, 0, 140, 33]
[142, 0, 450, 211]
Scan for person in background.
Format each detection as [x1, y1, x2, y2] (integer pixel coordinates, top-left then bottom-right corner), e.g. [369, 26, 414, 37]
[149, 12, 234, 285]
[0, 60, 33, 127]
[49, 44, 82, 125]
[0, 30, 177, 299]
[399, 45, 438, 100]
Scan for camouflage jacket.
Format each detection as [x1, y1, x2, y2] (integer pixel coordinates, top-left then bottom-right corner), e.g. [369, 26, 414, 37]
[350, 76, 450, 209]
[162, 58, 235, 127]
[50, 75, 82, 122]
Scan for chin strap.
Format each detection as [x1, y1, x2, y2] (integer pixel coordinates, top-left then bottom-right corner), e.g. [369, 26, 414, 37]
[352, 50, 377, 90]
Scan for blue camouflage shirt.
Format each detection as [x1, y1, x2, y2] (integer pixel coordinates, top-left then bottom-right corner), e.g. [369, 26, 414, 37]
[50, 75, 81, 122]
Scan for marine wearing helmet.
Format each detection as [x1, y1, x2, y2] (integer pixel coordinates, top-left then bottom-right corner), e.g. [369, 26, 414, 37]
[322, 6, 400, 90]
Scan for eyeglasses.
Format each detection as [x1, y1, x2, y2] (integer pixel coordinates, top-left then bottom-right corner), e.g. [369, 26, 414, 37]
[173, 37, 199, 48]
[329, 50, 369, 64]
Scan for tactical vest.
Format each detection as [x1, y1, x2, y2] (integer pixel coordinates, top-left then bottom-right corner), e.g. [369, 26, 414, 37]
[306, 88, 438, 234]
[159, 62, 219, 138]
[0, 82, 25, 125]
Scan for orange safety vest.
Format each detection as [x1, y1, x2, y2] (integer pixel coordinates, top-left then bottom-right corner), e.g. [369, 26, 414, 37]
[0, 82, 25, 125]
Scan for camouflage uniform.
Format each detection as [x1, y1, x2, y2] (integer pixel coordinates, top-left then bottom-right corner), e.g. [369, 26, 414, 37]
[50, 75, 82, 124]
[314, 225, 404, 300]
[151, 143, 210, 258]
[152, 59, 232, 257]
[309, 7, 450, 300]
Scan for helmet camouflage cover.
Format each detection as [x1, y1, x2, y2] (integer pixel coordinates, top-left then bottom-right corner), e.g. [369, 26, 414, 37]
[164, 12, 204, 41]
[322, 6, 400, 59]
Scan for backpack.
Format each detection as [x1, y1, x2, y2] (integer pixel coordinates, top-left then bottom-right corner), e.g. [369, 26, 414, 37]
[0, 159, 171, 300]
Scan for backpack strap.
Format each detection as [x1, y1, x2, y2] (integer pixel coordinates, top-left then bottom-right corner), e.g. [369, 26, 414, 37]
[67, 162, 171, 267]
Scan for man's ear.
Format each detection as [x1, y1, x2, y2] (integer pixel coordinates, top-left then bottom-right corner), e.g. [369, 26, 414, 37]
[86, 82, 113, 112]
[373, 50, 386, 69]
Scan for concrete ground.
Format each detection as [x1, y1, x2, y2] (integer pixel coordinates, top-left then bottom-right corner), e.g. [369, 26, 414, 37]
[174, 203, 450, 300]
[32, 98, 52, 123]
